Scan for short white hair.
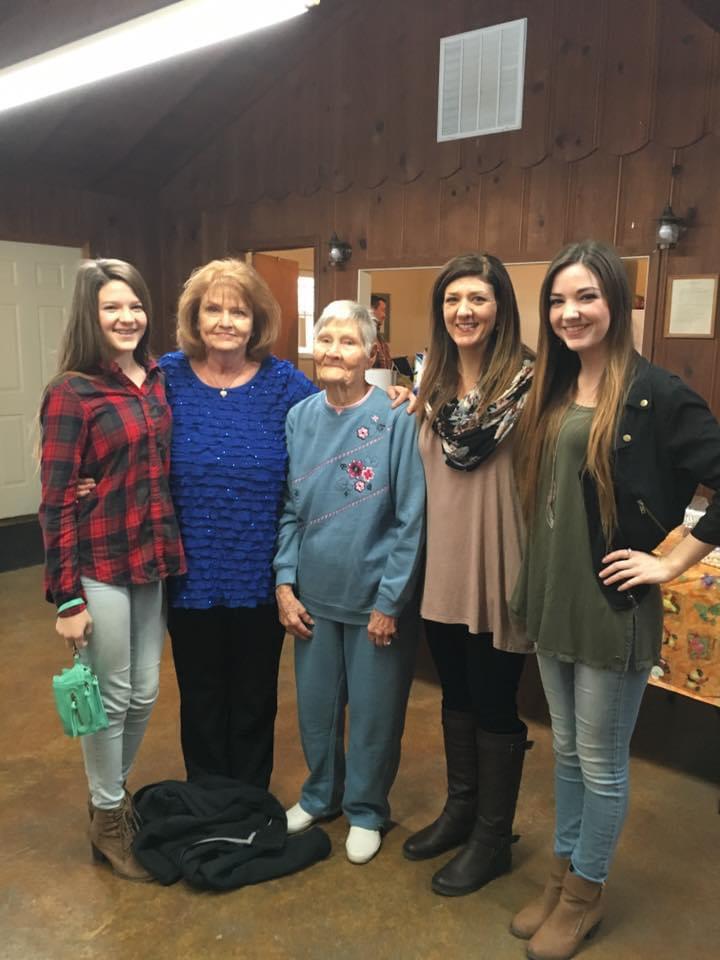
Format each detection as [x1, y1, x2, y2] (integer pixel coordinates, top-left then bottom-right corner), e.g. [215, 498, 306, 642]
[313, 300, 377, 357]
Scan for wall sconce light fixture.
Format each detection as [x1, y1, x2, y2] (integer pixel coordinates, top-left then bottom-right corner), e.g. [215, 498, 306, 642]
[328, 233, 352, 266]
[655, 204, 686, 250]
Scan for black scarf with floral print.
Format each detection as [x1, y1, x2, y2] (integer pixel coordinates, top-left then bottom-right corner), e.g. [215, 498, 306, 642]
[431, 357, 534, 471]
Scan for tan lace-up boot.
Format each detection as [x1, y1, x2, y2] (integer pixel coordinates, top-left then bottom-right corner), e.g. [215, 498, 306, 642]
[89, 795, 151, 882]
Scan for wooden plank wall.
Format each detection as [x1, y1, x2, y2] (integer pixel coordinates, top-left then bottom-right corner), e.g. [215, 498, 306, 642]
[0, 175, 166, 354]
[159, 0, 720, 413]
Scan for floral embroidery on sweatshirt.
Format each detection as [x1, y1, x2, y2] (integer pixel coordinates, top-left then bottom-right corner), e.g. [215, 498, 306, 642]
[338, 418, 388, 495]
[356, 417, 385, 440]
[339, 458, 377, 496]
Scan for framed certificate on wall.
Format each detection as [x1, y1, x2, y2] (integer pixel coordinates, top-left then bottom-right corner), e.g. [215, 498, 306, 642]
[664, 275, 718, 338]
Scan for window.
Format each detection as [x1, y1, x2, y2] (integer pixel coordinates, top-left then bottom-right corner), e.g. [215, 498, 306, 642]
[298, 274, 315, 356]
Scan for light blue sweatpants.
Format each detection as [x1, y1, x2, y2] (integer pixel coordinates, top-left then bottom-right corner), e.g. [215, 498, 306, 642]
[294, 609, 418, 829]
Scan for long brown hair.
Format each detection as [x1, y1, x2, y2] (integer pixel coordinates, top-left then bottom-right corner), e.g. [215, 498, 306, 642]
[515, 240, 637, 542]
[417, 252, 530, 425]
[37, 258, 153, 456]
[54, 258, 153, 378]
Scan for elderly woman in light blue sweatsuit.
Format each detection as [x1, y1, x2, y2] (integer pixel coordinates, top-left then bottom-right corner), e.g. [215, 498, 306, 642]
[274, 300, 425, 865]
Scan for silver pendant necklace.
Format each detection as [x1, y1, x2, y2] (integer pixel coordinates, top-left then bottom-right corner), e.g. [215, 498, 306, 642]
[205, 366, 240, 397]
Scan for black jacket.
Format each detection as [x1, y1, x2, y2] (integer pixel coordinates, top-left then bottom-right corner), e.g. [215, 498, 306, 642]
[132, 777, 331, 890]
[583, 355, 720, 611]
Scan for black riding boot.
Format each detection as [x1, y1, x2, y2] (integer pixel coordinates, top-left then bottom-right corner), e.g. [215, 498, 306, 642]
[431, 724, 532, 896]
[403, 709, 478, 861]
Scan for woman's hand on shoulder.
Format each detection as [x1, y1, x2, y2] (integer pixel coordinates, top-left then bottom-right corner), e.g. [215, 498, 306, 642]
[55, 609, 93, 650]
[276, 584, 314, 639]
[386, 385, 418, 414]
[367, 609, 397, 647]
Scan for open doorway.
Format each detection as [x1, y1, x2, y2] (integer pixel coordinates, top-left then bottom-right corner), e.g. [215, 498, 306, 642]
[250, 247, 315, 378]
[358, 257, 650, 361]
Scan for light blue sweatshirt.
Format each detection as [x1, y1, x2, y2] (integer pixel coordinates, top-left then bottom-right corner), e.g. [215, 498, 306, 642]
[274, 387, 426, 625]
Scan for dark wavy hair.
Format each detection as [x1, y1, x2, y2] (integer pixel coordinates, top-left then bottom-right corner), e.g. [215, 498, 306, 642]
[417, 252, 531, 425]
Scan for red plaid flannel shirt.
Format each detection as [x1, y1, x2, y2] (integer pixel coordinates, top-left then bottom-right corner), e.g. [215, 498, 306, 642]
[39, 362, 186, 613]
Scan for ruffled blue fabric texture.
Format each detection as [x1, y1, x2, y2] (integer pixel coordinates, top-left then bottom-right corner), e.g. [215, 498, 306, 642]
[159, 352, 316, 609]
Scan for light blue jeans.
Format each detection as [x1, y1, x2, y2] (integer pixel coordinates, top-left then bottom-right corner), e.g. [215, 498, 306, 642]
[294, 610, 418, 830]
[78, 577, 165, 809]
[537, 654, 650, 883]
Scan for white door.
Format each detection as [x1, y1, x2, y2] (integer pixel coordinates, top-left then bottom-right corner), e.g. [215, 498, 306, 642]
[0, 240, 82, 520]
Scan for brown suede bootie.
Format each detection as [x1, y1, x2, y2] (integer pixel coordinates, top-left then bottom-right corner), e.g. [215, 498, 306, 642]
[510, 854, 570, 939]
[88, 782, 131, 821]
[527, 869, 603, 960]
[89, 797, 151, 882]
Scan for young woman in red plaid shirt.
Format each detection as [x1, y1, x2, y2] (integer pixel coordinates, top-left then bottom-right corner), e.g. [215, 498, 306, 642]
[39, 259, 185, 881]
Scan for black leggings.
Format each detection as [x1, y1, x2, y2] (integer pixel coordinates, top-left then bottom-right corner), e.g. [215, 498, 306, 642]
[424, 620, 526, 735]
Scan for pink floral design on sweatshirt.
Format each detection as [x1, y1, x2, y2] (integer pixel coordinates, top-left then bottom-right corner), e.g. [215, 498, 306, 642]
[357, 426, 369, 439]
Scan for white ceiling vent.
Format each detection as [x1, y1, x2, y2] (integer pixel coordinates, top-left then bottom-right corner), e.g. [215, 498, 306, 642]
[437, 18, 526, 142]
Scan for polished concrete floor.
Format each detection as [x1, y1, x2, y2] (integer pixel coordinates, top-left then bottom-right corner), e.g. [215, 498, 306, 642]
[1, 564, 718, 960]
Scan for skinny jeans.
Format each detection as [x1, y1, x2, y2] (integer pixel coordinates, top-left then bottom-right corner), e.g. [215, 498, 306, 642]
[538, 653, 649, 883]
[78, 576, 165, 810]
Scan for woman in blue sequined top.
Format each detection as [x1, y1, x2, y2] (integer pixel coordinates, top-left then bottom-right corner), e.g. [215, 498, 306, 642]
[159, 259, 316, 787]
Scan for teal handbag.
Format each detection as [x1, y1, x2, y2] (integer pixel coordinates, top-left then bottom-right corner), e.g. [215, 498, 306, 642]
[52, 656, 109, 737]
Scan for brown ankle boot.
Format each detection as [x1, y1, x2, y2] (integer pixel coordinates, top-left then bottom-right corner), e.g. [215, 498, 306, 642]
[88, 782, 131, 821]
[527, 869, 603, 960]
[510, 854, 570, 939]
[89, 799, 151, 882]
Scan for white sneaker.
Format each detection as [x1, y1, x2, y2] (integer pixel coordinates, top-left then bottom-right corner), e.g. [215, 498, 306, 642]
[285, 802, 317, 835]
[345, 826, 382, 864]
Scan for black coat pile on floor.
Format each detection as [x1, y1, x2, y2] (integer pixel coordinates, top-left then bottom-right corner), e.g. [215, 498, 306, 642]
[132, 776, 331, 890]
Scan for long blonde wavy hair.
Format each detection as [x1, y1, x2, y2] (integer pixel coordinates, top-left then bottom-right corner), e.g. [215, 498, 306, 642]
[515, 240, 638, 543]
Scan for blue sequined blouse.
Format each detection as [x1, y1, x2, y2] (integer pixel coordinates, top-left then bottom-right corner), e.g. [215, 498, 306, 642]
[159, 351, 317, 608]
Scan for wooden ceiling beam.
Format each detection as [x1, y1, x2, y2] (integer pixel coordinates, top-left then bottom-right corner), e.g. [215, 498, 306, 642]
[94, 0, 355, 193]
[682, 0, 720, 32]
[0, 0, 359, 195]
[0, 0, 177, 70]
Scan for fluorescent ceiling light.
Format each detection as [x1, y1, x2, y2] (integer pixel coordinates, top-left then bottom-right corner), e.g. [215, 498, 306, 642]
[0, 0, 319, 114]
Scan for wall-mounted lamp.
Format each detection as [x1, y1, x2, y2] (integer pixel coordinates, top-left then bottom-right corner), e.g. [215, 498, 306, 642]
[655, 204, 686, 250]
[327, 233, 352, 266]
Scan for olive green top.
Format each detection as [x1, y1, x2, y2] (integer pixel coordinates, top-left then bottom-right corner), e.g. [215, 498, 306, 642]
[510, 404, 662, 672]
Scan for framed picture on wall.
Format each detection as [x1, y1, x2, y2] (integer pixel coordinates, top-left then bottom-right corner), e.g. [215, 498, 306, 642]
[664, 275, 718, 338]
[371, 293, 391, 341]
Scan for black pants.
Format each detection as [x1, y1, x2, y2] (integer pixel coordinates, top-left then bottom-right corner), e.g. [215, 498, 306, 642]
[168, 604, 285, 788]
[424, 620, 526, 735]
